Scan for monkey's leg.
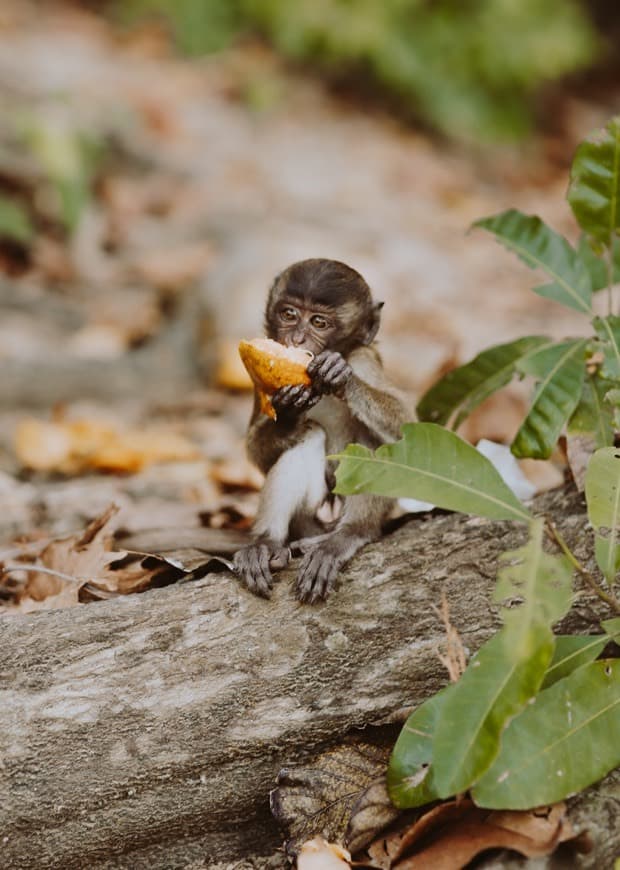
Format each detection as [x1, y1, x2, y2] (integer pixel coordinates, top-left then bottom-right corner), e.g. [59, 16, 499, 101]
[295, 494, 391, 604]
[234, 425, 327, 599]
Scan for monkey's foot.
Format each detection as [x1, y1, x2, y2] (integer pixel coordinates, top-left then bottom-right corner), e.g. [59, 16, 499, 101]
[289, 532, 333, 555]
[295, 546, 343, 604]
[233, 541, 290, 599]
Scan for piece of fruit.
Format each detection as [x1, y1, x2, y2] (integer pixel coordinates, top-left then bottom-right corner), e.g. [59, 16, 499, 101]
[238, 337, 313, 419]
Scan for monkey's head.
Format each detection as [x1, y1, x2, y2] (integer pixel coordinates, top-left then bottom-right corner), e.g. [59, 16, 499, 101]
[265, 258, 383, 357]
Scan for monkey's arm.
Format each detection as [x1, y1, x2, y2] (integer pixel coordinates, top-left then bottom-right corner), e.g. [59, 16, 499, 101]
[246, 387, 319, 473]
[309, 346, 410, 444]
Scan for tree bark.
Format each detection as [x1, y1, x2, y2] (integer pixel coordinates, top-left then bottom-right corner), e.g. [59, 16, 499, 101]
[1, 487, 617, 869]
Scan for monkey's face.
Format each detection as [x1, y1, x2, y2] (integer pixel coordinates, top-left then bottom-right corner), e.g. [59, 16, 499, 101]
[271, 298, 339, 356]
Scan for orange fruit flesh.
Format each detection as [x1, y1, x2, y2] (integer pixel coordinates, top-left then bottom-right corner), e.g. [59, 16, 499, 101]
[238, 338, 313, 419]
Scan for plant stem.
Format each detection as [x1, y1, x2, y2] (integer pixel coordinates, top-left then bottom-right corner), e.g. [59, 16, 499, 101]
[545, 518, 620, 614]
[607, 245, 614, 316]
[1, 564, 85, 584]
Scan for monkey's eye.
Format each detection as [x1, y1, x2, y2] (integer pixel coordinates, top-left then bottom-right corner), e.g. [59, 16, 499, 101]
[310, 315, 329, 329]
[279, 307, 298, 323]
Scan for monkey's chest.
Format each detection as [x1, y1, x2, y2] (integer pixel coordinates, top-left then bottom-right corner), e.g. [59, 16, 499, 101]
[306, 396, 354, 455]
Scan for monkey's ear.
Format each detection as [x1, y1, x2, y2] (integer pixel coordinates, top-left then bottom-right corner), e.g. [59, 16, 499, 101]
[364, 301, 384, 344]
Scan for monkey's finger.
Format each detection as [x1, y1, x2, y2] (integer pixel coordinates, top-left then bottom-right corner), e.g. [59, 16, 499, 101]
[306, 351, 331, 375]
[318, 357, 349, 382]
[296, 550, 327, 603]
[240, 545, 273, 598]
[311, 560, 339, 604]
[273, 384, 303, 407]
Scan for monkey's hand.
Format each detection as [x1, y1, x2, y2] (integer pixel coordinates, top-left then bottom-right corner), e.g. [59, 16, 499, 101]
[271, 384, 320, 416]
[307, 350, 352, 396]
[233, 540, 290, 599]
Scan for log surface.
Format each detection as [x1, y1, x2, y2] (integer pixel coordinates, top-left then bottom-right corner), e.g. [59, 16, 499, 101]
[1, 488, 618, 869]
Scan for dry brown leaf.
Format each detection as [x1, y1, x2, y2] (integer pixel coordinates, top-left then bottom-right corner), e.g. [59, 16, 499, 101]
[130, 241, 213, 292]
[9, 506, 190, 609]
[345, 778, 401, 856]
[14, 418, 200, 474]
[23, 505, 120, 603]
[361, 798, 587, 870]
[210, 457, 264, 491]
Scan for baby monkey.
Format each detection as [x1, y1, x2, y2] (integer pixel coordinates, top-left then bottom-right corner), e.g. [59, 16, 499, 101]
[234, 258, 409, 603]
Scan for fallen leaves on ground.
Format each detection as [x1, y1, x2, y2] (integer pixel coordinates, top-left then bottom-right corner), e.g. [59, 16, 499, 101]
[14, 417, 200, 474]
[359, 799, 590, 869]
[0, 505, 188, 611]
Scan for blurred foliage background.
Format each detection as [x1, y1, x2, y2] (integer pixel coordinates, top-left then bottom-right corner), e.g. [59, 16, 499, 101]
[112, 0, 608, 144]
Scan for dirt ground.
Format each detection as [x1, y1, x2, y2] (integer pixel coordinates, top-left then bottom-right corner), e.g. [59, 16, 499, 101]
[0, 0, 614, 598]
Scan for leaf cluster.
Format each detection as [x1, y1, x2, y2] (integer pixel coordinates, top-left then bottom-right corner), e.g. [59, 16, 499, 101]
[332, 117, 620, 815]
[111, 0, 598, 143]
[0, 112, 105, 243]
[418, 117, 620, 461]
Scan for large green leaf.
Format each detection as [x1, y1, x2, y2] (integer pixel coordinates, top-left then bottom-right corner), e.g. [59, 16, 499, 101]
[567, 373, 615, 449]
[474, 209, 592, 313]
[431, 520, 572, 796]
[603, 616, 620, 638]
[568, 117, 620, 247]
[431, 631, 553, 798]
[577, 235, 620, 291]
[332, 423, 531, 523]
[541, 634, 609, 689]
[387, 688, 449, 809]
[593, 315, 620, 380]
[416, 336, 549, 428]
[511, 339, 587, 459]
[585, 447, 620, 583]
[472, 659, 620, 809]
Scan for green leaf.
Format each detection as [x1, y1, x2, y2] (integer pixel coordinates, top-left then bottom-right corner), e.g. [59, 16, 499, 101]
[0, 196, 34, 245]
[473, 209, 592, 313]
[603, 616, 620, 639]
[585, 447, 620, 583]
[568, 117, 620, 247]
[387, 688, 448, 809]
[541, 634, 609, 689]
[431, 520, 572, 797]
[472, 659, 620, 809]
[511, 339, 587, 459]
[577, 235, 620, 291]
[416, 336, 549, 428]
[332, 423, 531, 523]
[567, 373, 615, 449]
[432, 631, 554, 797]
[494, 525, 574, 636]
[593, 315, 620, 380]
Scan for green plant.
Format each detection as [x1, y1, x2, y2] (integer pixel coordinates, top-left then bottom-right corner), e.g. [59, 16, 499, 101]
[418, 117, 620, 460]
[112, 0, 598, 143]
[331, 117, 620, 814]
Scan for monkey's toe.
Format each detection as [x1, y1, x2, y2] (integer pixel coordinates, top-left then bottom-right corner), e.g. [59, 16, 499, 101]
[233, 543, 275, 599]
[295, 549, 339, 603]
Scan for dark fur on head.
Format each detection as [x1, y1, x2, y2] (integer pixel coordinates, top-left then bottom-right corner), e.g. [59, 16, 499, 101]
[265, 258, 382, 354]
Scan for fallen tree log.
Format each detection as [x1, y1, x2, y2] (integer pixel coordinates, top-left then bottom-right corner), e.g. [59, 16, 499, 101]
[1, 487, 618, 869]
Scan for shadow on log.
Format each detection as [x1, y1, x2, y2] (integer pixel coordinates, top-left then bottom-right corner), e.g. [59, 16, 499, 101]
[1, 487, 618, 868]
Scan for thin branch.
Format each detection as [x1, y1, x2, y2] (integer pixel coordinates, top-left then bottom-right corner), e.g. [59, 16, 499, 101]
[545, 518, 620, 615]
[1, 564, 86, 585]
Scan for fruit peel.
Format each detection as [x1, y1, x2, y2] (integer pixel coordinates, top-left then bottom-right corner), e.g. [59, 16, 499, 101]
[238, 338, 312, 419]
